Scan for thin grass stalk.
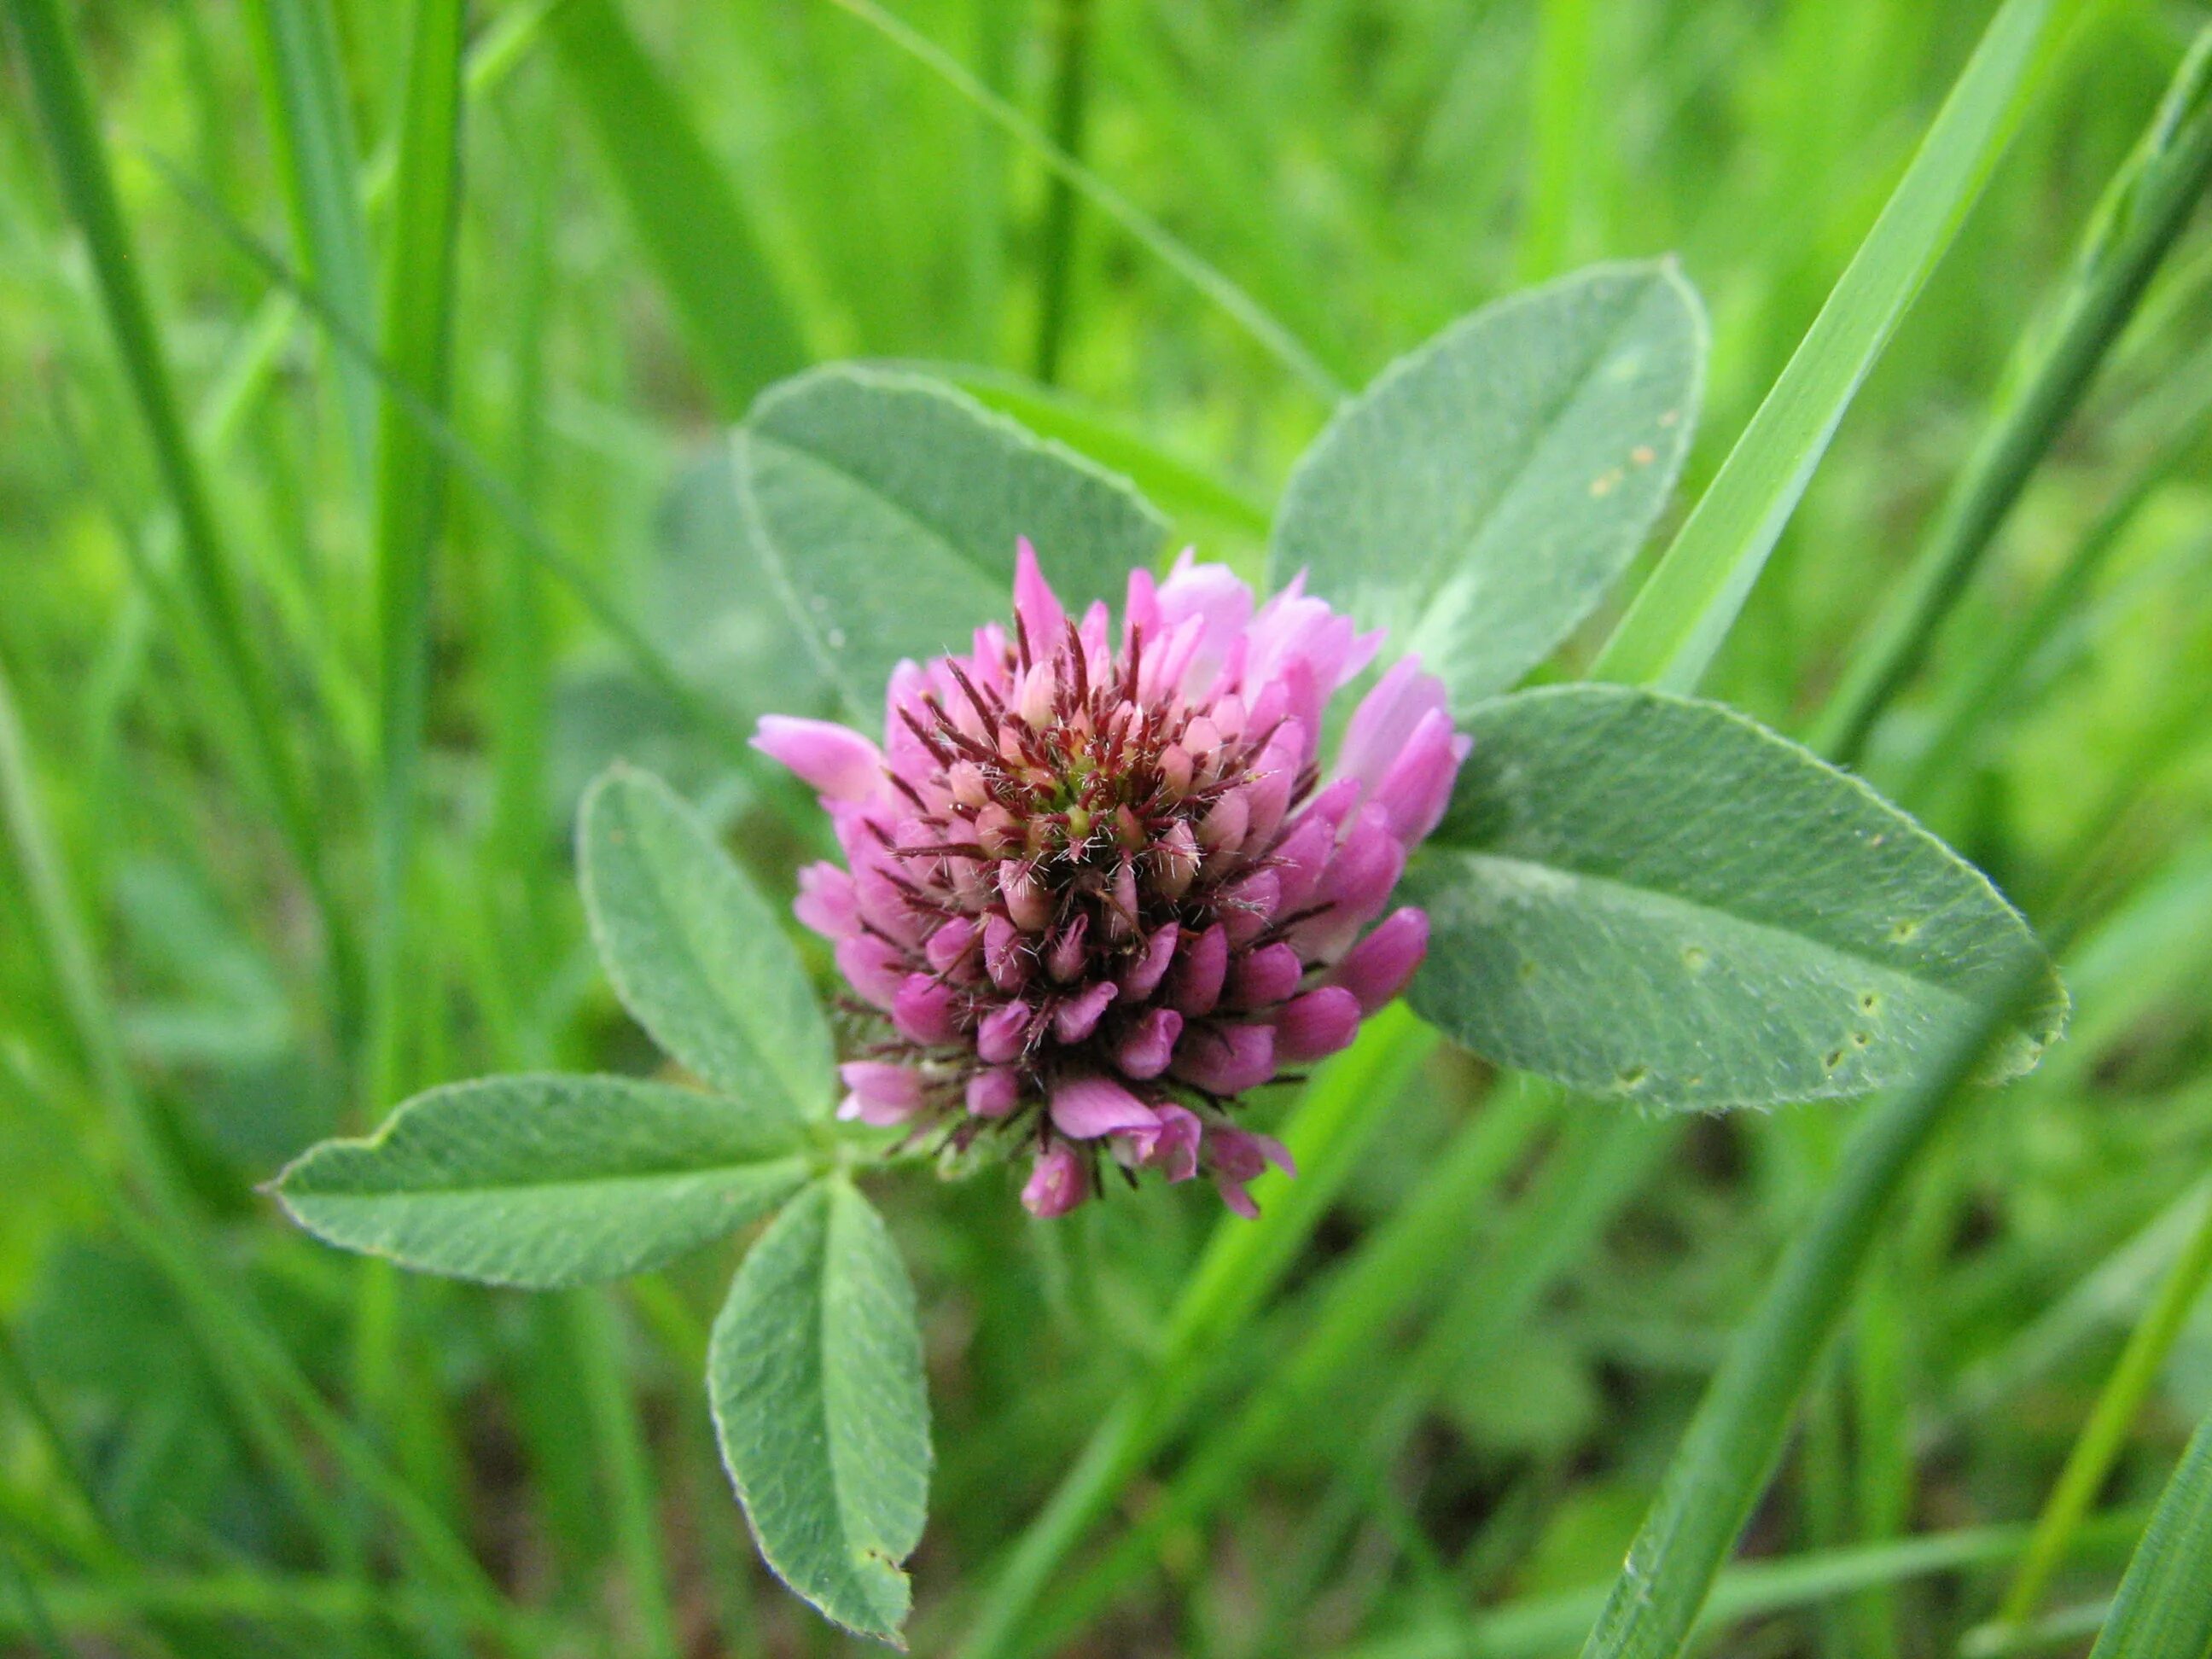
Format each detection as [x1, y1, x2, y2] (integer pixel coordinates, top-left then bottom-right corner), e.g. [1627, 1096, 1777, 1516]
[365, 0, 466, 1113]
[0, 643, 181, 1220]
[142, 154, 756, 771]
[241, 0, 379, 480]
[1991, 1171, 2212, 1631]
[1591, 0, 2084, 692]
[951, 1009, 1435, 1658]
[1264, 1109, 1678, 1644]
[1573, 945, 2066, 1659]
[2082, 1401, 2212, 1658]
[1898, 347, 2212, 805]
[563, 1293, 682, 1659]
[0, 1543, 72, 1659]
[1344, 1510, 2149, 1659]
[1520, 0, 1595, 282]
[3, 0, 360, 1030]
[0, 1056, 544, 1658]
[1812, 21, 2212, 765]
[1845, 1237, 1912, 1656]
[484, 83, 556, 983]
[206, 0, 568, 467]
[1031, 0, 1093, 384]
[819, 0, 1346, 400]
[1017, 1078, 1559, 1652]
[547, 0, 807, 415]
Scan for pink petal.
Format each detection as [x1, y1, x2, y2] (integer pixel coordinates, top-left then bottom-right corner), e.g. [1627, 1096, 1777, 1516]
[1171, 1021, 1277, 1096]
[1114, 1007, 1183, 1080]
[1336, 656, 1449, 794]
[1229, 941, 1303, 1009]
[926, 917, 979, 975]
[977, 1000, 1034, 1064]
[1329, 908, 1429, 1014]
[1211, 1124, 1297, 1180]
[1301, 806, 1406, 958]
[1213, 1174, 1261, 1220]
[1167, 923, 1230, 1016]
[1051, 1074, 1161, 1140]
[1120, 923, 1179, 999]
[1022, 1140, 1088, 1218]
[793, 862, 859, 940]
[1273, 987, 1362, 1063]
[752, 716, 883, 800]
[966, 1068, 1022, 1118]
[1052, 979, 1119, 1043]
[984, 913, 1033, 991]
[893, 975, 963, 1045]
[1269, 812, 1336, 915]
[1369, 709, 1469, 846]
[1221, 868, 1281, 946]
[836, 1062, 923, 1126]
[1012, 537, 1066, 658]
[835, 934, 906, 1010]
[1145, 1104, 1203, 1182]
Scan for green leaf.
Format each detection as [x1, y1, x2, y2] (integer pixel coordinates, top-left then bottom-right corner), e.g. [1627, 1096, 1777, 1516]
[708, 1178, 929, 1646]
[738, 364, 1167, 719]
[1404, 685, 2064, 1109]
[271, 1074, 809, 1289]
[548, 0, 808, 416]
[1270, 262, 1704, 711]
[579, 765, 833, 1116]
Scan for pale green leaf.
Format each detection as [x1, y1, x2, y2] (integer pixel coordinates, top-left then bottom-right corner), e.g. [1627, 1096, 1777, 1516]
[271, 1074, 809, 1289]
[738, 364, 1167, 719]
[1405, 685, 2064, 1109]
[709, 1178, 930, 1646]
[579, 765, 834, 1115]
[1271, 261, 1703, 711]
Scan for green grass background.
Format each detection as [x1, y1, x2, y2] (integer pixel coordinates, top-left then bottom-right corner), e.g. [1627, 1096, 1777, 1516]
[2, 0, 2210, 1654]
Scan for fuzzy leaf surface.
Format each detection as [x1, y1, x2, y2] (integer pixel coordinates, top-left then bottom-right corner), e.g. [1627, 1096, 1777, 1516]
[1405, 684, 2065, 1108]
[272, 1074, 808, 1288]
[1271, 261, 1703, 710]
[580, 765, 833, 1115]
[709, 1178, 930, 1645]
[738, 364, 1167, 718]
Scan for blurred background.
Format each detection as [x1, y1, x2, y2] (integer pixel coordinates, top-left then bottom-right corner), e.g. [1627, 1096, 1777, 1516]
[2, 0, 2210, 1654]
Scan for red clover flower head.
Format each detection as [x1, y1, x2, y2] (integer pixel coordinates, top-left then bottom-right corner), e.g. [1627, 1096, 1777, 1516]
[753, 542, 1470, 1218]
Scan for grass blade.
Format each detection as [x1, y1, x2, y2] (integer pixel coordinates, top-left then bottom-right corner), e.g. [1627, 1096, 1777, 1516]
[1348, 1511, 2149, 1659]
[1991, 1189, 2212, 1631]
[139, 150, 751, 765]
[2084, 1405, 2212, 1659]
[365, 0, 467, 1111]
[1031, 0, 1093, 383]
[952, 1008, 1436, 1658]
[1574, 946, 2065, 1659]
[548, 0, 808, 415]
[1812, 22, 2212, 763]
[819, 0, 1346, 401]
[242, 0, 379, 480]
[1591, 0, 2084, 692]
[3, 0, 358, 1022]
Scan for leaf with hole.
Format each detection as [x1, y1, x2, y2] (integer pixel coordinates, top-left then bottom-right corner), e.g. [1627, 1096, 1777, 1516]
[579, 764, 834, 1116]
[709, 1177, 930, 1646]
[1404, 684, 2064, 1109]
[1271, 261, 1703, 711]
[271, 1074, 809, 1289]
[738, 364, 1167, 719]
